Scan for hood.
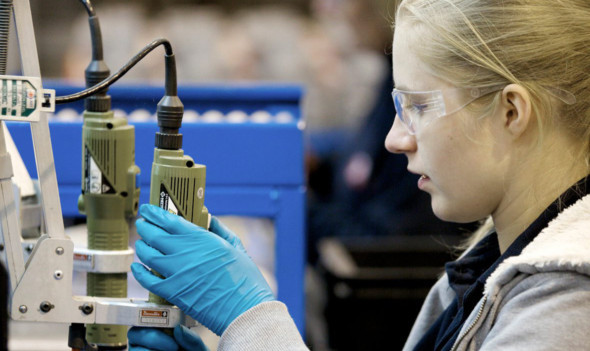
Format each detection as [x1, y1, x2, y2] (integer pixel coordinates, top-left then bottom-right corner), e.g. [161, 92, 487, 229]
[484, 194, 590, 294]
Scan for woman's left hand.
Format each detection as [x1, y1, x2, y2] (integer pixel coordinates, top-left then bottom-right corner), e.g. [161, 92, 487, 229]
[131, 204, 275, 336]
[127, 325, 208, 351]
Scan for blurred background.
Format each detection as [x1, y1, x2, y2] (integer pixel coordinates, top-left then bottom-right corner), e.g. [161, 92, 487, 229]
[27, 0, 389, 132]
[6, 0, 477, 350]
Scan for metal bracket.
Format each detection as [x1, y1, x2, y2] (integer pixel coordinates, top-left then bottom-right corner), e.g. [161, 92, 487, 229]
[10, 234, 196, 328]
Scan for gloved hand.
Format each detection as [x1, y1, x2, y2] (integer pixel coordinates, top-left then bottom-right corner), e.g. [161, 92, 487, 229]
[132, 204, 275, 336]
[127, 325, 208, 351]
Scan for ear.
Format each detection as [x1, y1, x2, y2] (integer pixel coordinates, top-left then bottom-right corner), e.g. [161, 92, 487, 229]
[499, 84, 532, 138]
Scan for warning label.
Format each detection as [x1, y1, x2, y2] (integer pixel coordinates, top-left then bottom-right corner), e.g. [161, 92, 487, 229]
[140, 309, 169, 325]
[74, 253, 90, 261]
[73, 252, 93, 270]
[0, 79, 36, 118]
[0, 76, 53, 122]
[159, 184, 179, 215]
[83, 147, 115, 194]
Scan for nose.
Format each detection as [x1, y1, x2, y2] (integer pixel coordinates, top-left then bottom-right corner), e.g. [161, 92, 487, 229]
[385, 114, 417, 154]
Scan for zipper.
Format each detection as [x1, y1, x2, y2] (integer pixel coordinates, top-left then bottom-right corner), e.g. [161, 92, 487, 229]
[450, 295, 488, 351]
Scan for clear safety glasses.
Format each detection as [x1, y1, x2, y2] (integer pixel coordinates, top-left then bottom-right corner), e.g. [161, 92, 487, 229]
[392, 85, 506, 135]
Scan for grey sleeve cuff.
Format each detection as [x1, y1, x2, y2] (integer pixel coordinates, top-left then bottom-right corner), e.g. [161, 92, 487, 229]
[218, 301, 309, 351]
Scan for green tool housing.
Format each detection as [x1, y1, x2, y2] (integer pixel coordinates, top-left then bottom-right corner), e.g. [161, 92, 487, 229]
[148, 148, 210, 305]
[78, 110, 140, 348]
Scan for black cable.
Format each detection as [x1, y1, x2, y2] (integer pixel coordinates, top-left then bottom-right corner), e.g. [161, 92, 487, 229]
[79, 0, 110, 111]
[55, 38, 174, 104]
[88, 15, 103, 62]
[78, 0, 95, 17]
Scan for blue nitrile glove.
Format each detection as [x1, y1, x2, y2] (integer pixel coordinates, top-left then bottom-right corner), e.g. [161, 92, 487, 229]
[127, 325, 208, 351]
[131, 204, 275, 336]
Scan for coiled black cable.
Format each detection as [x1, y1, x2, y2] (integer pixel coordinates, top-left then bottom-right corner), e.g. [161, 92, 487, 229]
[55, 38, 174, 104]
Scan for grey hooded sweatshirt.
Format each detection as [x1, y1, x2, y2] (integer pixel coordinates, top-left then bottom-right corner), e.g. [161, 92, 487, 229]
[216, 194, 590, 351]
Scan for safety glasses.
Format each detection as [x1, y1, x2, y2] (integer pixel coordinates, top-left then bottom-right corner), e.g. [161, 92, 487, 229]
[392, 85, 506, 135]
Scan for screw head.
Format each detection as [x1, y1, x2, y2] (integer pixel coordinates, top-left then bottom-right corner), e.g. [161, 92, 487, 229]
[54, 270, 63, 280]
[19, 305, 27, 313]
[25, 244, 34, 253]
[55, 247, 64, 255]
[80, 303, 94, 315]
[40, 301, 54, 313]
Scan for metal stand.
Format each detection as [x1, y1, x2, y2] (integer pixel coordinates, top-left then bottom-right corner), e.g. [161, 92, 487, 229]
[0, 121, 25, 293]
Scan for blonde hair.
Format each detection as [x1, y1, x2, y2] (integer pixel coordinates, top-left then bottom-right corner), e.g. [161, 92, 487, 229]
[394, 0, 590, 246]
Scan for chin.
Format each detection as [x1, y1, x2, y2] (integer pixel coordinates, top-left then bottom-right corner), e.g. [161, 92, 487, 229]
[431, 198, 482, 224]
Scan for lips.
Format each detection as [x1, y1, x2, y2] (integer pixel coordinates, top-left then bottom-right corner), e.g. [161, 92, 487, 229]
[412, 172, 430, 190]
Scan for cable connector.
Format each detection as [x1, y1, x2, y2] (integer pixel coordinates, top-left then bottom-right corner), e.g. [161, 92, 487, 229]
[84, 15, 111, 112]
[84, 59, 111, 112]
[155, 53, 184, 150]
[155, 95, 183, 150]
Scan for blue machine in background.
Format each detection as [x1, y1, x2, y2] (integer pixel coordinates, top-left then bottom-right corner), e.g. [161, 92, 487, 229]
[7, 82, 307, 333]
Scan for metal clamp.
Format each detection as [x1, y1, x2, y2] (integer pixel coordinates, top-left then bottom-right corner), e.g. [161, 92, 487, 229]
[72, 247, 135, 273]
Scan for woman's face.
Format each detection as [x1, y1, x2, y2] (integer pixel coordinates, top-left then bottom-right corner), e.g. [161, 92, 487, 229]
[385, 22, 509, 223]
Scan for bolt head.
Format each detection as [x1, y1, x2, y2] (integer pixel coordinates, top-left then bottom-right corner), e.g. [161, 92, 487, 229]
[55, 247, 64, 255]
[19, 305, 27, 313]
[40, 301, 54, 313]
[80, 303, 94, 315]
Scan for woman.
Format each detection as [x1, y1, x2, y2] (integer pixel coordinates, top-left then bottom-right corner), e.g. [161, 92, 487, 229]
[128, 0, 590, 350]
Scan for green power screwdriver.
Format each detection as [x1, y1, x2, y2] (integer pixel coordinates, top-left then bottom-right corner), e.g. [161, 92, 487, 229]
[78, 109, 140, 349]
[148, 54, 210, 310]
[77, 5, 139, 349]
